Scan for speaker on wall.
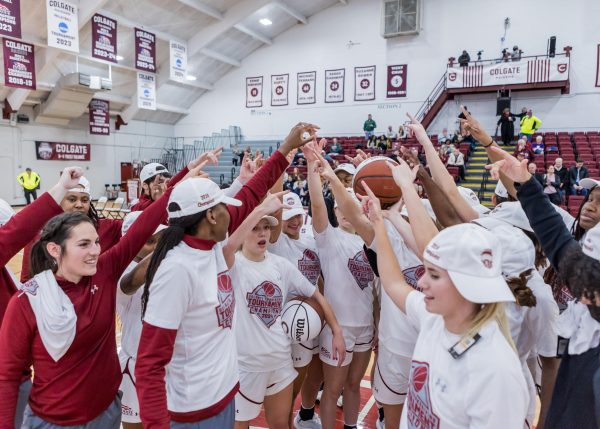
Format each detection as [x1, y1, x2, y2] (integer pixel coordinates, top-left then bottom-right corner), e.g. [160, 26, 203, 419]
[548, 36, 557, 57]
[496, 97, 512, 115]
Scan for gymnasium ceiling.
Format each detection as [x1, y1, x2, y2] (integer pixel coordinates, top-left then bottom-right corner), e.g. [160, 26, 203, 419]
[1, 0, 348, 125]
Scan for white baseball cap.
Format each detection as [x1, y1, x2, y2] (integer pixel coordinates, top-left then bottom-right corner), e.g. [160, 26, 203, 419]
[334, 187, 360, 209]
[259, 215, 278, 227]
[334, 163, 356, 176]
[122, 210, 168, 236]
[168, 178, 241, 219]
[0, 199, 14, 226]
[580, 178, 600, 190]
[282, 192, 305, 221]
[582, 224, 600, 261]
[457, 186, 491, 215]
[477, 201, 533, 232]
[423, 223, 515, 303]
[68, 176, 91, 195]
[401, 198, 437, 221]
[484, 223, 535, 278]
[140, 163, 170, 183]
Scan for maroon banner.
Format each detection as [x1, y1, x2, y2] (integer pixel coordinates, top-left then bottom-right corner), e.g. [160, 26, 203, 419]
[135, 28, 156, 72]
[92, 14, 117, 63]
[3, 38, 35, 89]
[387, 64, 407, 98]
[36, 141, 91, 161]
[89, 99, 110, 135]
[0, 0, 21, 38]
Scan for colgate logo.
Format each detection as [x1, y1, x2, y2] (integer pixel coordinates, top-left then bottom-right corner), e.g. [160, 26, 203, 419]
[557, 63, 567, 73]
[448, 72, 457, 82]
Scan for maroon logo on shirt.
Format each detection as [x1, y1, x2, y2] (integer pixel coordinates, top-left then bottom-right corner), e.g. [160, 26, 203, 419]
[298, 249, 320, 285]
[246, 281, 283, 328]
[403, 265, 425, 291]
[407, 360, 440, 429]
[347, 250, 374, 290]
[215, 272, 235, 329]
[19, 278, 39, 296]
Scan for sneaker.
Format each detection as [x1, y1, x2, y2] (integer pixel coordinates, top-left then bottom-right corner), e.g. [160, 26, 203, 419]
[294, 410, 322, 429]
[336, 394, 343, 408]
[376, 418, 385, 429]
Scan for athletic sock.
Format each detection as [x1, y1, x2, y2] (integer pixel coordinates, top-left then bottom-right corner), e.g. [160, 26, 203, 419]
[299, 405, 315, 421]
[378, 406, 385, 422]
[343, 425, 357, 429]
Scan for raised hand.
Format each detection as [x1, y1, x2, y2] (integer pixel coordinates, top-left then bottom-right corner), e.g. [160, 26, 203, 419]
[259, 190, 291, 214]
[183, 160, 209, 181]
[359, 181, 384, 224]
[189, 146, 223, 170]
[485, 146, 531, 183]
[280, 122, 320, 154]
[400, 146, 420, 168]
[388, 159, 418, 188]
[312, 148, 337, 182]
[303, 138, 325, 164]
[382, 198, 404, 221]
[238, 152, 264, 184]
[404, 113, 428, 141]
[345, 149, 371, 167]
[58, 166, 84, 190]
[458, 105, 490, 143]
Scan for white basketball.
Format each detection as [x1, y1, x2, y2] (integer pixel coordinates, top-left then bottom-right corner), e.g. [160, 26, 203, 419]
[280, 297, 324, 344]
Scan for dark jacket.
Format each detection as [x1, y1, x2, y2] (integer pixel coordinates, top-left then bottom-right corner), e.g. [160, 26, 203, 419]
[568, 166, 589, 186]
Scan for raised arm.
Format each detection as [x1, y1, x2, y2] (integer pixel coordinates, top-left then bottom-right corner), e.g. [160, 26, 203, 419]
[307, 154, 329, 234]
[382, 201, 421, 259]
[415, 165, 464, 227]
[119, 253, 152, 295]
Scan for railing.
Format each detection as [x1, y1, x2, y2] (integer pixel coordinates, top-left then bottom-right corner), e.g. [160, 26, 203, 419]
[219, 174, 225, 185]
[478, 167, 491, 202]
[452, 52, 568, 68]
[230, 167, 236, 183]
[414, 72, 447, 123]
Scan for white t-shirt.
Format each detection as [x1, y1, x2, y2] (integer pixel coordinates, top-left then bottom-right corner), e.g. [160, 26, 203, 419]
[269, 232, 320, 286]
[143, 240, 238, 413]
[116, 261, 143, 368]
[400, 292, 528, 429]
[230, 251, 316, 372]
[314, 224, 374, 327]
[370, 220, 423, 357]
[557, 301, 600, 355]
[300, 214, 313, 238]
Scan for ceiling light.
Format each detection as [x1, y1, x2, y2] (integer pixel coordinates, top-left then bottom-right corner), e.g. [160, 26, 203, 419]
[185, 75, 197, 81]
[116, 55, 124, 61]
[259, 18, 272, 26]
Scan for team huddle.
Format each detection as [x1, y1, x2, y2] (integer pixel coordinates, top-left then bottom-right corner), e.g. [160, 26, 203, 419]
[0, 109, 598, 429]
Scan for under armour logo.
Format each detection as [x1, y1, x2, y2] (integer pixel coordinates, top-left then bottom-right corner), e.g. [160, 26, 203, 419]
[435, 378, 447, 393]
[91, 285, 98, 295]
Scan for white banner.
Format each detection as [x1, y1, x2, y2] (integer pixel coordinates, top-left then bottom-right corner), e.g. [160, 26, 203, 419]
[169, 41, 187, 83]
[246, 76, 263, 108]
[596, 45, 600, 87]
[297, 71, 316, 105]
[354, 65, 376, 101]
[325, 69, 345, 103]
[137, 72, 156, 110]
[46, 0, 79, 53]
[271, 74, 289, 106]
[447, 58, 570, 89]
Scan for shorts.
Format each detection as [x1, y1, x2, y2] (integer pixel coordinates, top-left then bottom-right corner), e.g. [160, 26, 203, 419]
[319, 324, 373, 366]
[292, 338, 319, 368]
[235, 363, 298, 421]
[372, 345, 410, 405]
[120, 357, 140, 423]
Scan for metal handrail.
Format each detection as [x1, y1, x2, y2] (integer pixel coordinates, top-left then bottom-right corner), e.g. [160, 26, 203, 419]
[219, 174, 225, 185]
[478, 164, 491, 201]
[451, 52, 568, 68]
[414, 72, 447, 123]
[230, 167, 236, 183]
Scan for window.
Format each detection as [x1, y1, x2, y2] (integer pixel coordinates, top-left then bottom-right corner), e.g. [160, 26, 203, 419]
[382, 0, 420, 37]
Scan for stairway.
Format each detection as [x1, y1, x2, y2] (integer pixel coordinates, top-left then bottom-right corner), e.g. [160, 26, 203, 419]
[462, 145, 513, 207]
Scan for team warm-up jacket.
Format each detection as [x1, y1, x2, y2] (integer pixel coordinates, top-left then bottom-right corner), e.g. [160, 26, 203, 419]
[0, 188, 172, 427]
[130, 165, 189, 212]
[135, 151, 289, 429]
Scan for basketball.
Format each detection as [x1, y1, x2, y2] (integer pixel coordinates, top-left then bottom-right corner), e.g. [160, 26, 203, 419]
[280, 296, 325, 343]
[352, 156, 402, 204]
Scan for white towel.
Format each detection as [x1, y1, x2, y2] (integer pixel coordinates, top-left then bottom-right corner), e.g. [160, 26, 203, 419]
[557, 300, 600, 355]
[20, 270, 77, 362]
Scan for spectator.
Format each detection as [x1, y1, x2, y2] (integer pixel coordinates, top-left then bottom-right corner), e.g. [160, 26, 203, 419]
[569, 159, 590, 196]
[511, 46, 523, 61]
[332, 164, 356, 188]
[437, 146, 449, 163]
[363, 113, 377, 140]
[386, 125, 397, 140]
[16, 167, 41, 205]
[513, 138, 535, 162]
[293, 149, 306, 166]
[328, 138, 344, 156]
[519, 109, 542, 142]
[458, 50, 470, 66]
[397, 125, 406, 140]
[446, 146, 465, 180]
[231, 144, 241, 166]
[377, 135, 390, 153]
[501, 48, 511, 62]
[283, 173, 295, 191]
[496, 107, 517, 146]
[293, 174, 309, 205]
[366, 135, 378, 149]
[542, 165, 562, 205]
[554, 157, 568, 200]
[438, 128, 452, 144]
[532, 135, 545, 155]
[528, 162, 544, 185]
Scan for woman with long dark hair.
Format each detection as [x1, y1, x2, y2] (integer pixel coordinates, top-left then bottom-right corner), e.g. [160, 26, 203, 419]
[0, 164, 176, 428]
[135, 123, 317, 429]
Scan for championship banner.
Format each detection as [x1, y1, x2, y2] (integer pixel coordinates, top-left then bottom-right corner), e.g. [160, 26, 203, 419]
[596, 45, 600, 87]
[447, 57, 570, 89]
[0, 0, 21, 38]
[135, 28, 156, 72]
[325, 69, 345, 103]
[246, 76, 263, 108]
[2, 38, 35, 89]
[387, 64, 407, 98]
[354, 65, 376, 101]
[35, 141, 90, 161]
[297, 71, 316, 105]
[92, 14, 117, 63]
[271, 74, 289, 106]
[45, 0, 79, 53]
[169, 40, 187, 83]
[89, 99, 110, 136]
[137, 72, 156, 110]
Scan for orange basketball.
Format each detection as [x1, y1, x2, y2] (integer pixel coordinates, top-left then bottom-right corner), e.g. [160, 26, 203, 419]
[352, 156, 402, 204]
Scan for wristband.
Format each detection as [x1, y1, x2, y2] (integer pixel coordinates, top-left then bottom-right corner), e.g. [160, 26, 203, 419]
[482, 138, 494, 148]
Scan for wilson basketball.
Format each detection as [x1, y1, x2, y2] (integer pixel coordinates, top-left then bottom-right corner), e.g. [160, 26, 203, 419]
[352, 156, 402, 204]
[280, 296, 325, 343]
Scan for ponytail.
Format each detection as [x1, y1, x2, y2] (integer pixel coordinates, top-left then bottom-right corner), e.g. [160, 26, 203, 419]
[505, 269, 537, 307]
[30, 212, 94, 278]
[87, 204, 100, 229]
[141, 208, 207, 318]
[523, 230, 548, 270]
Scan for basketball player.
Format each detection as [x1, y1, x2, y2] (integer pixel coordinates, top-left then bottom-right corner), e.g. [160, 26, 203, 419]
[362, 181, 528, 428]
[307, 141, 375, 429]
[135, 123, 318, 429]
[0, 164, 176, 428]
[221, 192, 344, 429]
